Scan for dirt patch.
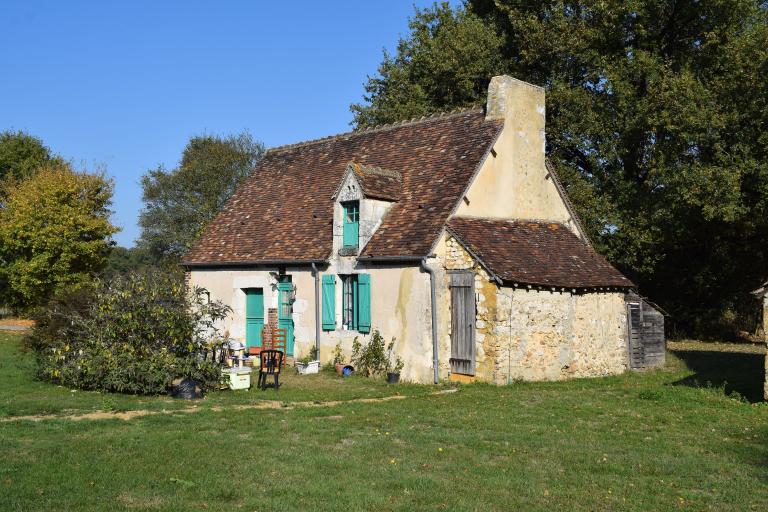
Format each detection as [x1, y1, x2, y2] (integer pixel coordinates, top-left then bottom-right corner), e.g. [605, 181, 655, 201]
[1, 393, 418, 423]
[117, 491, 165, 509]
[0, 318, 35, 328]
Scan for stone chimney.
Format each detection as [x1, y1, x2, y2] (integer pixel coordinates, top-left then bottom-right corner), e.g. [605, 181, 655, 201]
[485, 75, 546, 169]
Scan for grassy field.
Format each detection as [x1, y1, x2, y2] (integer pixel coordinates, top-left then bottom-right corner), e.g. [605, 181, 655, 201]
[1, 333, 767, 511]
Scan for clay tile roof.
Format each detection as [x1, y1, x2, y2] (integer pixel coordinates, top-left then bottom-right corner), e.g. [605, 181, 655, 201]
[349, 162, 402, 202]
[447, 217, 634, 289]
[184, 109, 503, 265]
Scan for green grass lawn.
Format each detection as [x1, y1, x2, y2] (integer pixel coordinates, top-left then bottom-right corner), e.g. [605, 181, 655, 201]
[1, 333, 767, 511]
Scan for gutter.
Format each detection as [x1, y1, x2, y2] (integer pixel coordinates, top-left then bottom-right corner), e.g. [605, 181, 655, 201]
[421, 257, 439, 384]
[356, 255, 424, 262]
[182, 258, 327, 269]
[311, 262, 321, 360]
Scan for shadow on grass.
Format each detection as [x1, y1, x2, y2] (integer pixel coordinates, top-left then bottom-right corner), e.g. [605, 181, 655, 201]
[671, 350, 765, 403]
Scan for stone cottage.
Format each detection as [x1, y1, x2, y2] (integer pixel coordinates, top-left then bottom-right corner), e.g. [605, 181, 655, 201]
[183, 75, 646, 384]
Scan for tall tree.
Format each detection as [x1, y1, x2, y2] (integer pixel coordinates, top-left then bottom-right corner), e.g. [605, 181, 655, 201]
[351, 4, 506, 128]
[0, 162, 118, 312]
[138, 131, 265, 261]
[0, 130, 52, 182]
[352, 1, 768, 335]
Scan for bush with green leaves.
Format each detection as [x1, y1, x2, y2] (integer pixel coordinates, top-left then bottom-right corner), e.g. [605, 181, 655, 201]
[31, 269, 230, 395]
[351, 330, 402, 378]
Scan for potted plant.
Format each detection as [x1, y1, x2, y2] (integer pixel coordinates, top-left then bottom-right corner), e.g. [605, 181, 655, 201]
[332, 341, 355, 377]
[386, 340, 404, 384]
[295, 345, 320, 375]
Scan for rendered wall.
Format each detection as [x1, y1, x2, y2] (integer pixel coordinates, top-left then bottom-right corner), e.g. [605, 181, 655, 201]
[188, 263, 438, 384]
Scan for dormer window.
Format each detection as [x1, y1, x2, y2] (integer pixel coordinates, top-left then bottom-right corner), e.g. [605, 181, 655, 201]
[342, 201, 359, 248]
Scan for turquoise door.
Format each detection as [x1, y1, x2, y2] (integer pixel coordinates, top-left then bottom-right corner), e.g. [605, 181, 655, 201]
[277, 282, 295, 355]
[245, 288, 264, 349]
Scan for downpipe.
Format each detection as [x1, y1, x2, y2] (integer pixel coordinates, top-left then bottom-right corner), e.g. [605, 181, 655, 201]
[421, 258, 439, 384]
[311, 263, 320, 359]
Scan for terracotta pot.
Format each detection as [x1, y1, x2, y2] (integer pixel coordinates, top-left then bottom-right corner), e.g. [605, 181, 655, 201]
[335, 363, 354, 377]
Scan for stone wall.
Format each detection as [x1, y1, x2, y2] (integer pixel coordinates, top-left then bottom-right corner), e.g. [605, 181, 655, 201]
[442, 235, 628, 383]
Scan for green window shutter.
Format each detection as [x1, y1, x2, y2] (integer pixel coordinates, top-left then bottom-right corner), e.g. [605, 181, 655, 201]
[342, 201, 359, 248]
[322, 275, 336, 331]
[357, 273, 371, 333]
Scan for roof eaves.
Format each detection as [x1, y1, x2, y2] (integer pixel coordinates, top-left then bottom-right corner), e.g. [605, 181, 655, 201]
[182, 258, 328, 269]
[500, 280, 635, 292]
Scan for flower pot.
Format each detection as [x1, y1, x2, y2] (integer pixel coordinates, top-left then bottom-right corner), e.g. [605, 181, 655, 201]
[386, 372, 400, 384]
[296, 360, 320, 375]
[170, 378, 204, 399]
[335, 363, 354, 377]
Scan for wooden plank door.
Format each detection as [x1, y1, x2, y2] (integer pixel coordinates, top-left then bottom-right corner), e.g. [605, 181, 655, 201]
[626, 297, 665, 370]
[277, 282, 295, 356]
[626, 301, 643, 369]
[450, 271, 476, 375]
[245, 288, 264, 349]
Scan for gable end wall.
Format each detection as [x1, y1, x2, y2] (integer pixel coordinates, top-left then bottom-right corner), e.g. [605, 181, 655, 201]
[454, 82, 586, 240]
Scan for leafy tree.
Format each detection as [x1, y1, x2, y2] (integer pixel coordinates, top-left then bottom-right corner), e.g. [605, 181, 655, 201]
[0, 130, 52, 182]
[0, 162, 118, 312]
[102, 246, 158, 278]
[353, 1, 768, 336]
[351, 4, 506, 127]
[138, 131, 265, 261]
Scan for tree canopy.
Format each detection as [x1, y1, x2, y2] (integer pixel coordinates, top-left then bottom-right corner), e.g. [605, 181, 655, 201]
[0, 130, 52, 182]
[138, 131, 265, 261]
[352, 1, 768, 336]
[0, 162, 118, 312]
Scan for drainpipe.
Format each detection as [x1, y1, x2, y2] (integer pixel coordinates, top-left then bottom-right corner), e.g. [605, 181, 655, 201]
[311, 263, 320, 360]
[421, 258, 439, 384]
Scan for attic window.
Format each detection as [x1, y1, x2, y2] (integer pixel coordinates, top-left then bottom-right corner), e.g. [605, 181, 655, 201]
[342, 201, 359, 248]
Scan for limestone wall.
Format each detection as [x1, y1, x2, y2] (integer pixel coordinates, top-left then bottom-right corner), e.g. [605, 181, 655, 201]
[440, 234, 628, 383]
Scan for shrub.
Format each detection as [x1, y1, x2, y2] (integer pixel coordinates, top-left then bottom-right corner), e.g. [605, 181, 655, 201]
[31, 269, 230, 394]
[351, 330, 402, 378]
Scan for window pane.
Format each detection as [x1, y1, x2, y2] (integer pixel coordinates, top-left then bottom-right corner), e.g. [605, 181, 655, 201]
[341, 274, 358, 329]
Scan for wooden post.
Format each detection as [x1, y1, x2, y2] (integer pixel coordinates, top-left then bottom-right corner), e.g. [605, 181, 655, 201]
[763, 295, 768, 400]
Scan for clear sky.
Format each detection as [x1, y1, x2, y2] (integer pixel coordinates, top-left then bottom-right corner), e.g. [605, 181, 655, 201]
[0, 1, 454, 247]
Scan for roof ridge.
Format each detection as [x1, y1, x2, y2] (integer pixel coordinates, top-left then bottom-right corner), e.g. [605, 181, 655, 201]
[450, 215, 568, 226]
[352, 162, 402, 182]
[267, 106, 485, 154]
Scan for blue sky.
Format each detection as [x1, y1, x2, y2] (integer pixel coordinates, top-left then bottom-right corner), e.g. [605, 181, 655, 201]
[0, 1, 455, 247]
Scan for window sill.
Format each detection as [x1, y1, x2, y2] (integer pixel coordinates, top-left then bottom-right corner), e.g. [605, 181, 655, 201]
[338, 246, 359, 257]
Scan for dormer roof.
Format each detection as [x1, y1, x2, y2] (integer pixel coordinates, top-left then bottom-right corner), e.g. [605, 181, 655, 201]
[350, 162, 402, 202]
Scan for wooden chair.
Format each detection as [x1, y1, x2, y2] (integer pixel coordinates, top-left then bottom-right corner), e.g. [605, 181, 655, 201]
[257, 350, 284, 390]
[271, 328, 287, 355]
[260, 327, 287, 367]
